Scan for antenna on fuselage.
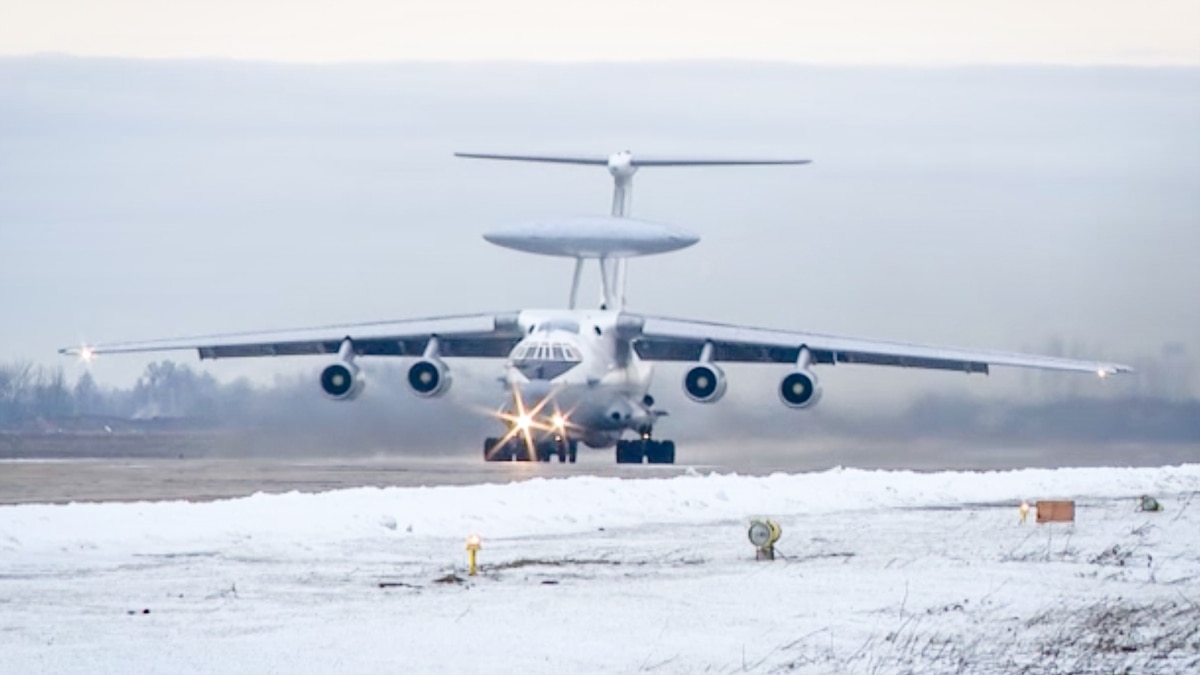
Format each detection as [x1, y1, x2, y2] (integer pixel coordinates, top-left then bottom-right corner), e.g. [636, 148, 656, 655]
[457, 151, 811, 310]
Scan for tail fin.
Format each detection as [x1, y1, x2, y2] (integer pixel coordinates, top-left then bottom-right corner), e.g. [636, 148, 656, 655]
[457, 151, 810, 218]
[457, 150, 810, 310]
[454, 152, 811, 170]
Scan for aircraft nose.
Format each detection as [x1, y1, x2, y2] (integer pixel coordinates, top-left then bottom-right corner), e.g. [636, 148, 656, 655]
[516, 381, 556, 403]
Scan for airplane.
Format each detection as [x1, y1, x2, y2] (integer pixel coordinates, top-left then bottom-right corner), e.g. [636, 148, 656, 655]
[61, 151, 1132, 464]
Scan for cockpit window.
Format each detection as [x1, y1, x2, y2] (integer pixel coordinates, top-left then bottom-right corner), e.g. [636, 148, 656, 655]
[512, 339, 583, 380]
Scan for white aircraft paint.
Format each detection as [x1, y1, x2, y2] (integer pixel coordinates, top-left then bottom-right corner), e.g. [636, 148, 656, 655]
[61, 151, 1132, 464]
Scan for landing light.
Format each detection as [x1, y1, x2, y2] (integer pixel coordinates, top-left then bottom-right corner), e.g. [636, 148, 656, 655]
[1097, 369, 1109, 379]
[551, 413, 567, 430]
[79, 345, 96, 364]
[516, 414, 533, 431]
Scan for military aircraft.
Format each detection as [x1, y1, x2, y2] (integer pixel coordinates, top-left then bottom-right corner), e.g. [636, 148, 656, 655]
[62, 151, 1131, 464]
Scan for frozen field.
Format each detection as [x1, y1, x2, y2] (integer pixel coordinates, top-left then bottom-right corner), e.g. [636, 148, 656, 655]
[2, 465, 1199, 673]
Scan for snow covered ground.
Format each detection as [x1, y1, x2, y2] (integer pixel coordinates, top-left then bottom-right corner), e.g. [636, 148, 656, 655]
[2, 465, 1199, 673]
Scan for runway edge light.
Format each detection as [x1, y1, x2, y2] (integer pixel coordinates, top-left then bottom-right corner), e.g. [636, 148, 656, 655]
[466, 533, 482, 576]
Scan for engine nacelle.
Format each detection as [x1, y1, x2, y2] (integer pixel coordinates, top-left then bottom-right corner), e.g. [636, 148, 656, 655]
[407, 358, 452, 398]
[779, 368, 822, 409]
[683, 363, 727, 404]
[320, 361, 365, 401]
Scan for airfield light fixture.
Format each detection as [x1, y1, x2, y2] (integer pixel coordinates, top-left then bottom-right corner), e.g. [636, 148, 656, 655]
[466, 533, 482, 576]
[1019, 500, 1030, 524]
[747, 519, 782, 561]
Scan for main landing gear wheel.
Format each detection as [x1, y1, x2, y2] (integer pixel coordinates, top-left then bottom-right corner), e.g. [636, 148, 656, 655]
[485, 438, 577, 463]
[615, 439, 676, 465]
[484, 437, 535, 462]
[537, 438, 578, 463]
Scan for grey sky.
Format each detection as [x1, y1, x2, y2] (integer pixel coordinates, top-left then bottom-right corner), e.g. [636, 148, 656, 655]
[4, 1, 1199, 65]
[1, 59, 1198, 412]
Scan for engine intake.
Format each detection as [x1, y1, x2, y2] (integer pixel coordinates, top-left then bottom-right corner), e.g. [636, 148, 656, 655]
[779, 369, 822, 409]
[320, 361, 364, 401]
[408, 358, 452, 398]
[684, 363, 727, 404]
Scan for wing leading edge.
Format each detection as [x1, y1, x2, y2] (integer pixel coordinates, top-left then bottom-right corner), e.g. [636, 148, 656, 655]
[61, 313, 525, 361]
[620, 314, 1132, 376]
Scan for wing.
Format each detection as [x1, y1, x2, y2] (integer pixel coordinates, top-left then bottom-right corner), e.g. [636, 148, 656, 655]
[61, 313, 524, 361]
[619, 314, 1132, 376]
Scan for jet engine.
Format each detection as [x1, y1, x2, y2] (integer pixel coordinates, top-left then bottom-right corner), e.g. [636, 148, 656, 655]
[779, 368, 822, 409]
[407, 358, 452, 398]
[683, 363, 727, 403]
[320, 361, 365, 401]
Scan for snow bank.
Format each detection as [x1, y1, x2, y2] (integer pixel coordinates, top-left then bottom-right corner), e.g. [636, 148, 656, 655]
[3, 464, 1198, 554]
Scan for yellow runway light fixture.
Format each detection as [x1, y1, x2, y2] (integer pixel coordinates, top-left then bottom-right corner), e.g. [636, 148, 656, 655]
[748, 519, 782, 561]
[466, 533, 482, 576]
[1019, 500, 1030, 524]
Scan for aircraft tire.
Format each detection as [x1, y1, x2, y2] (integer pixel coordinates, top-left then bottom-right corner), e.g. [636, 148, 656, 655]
[484, 437, 508, 462]
[513, 440, 535, 462]
[567, 440, 578, 464]
[615, 441, 644, 464]
[646, 440, 676, 465]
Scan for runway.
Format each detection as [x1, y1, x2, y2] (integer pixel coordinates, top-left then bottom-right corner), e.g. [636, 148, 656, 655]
[2, 437, 1197, 505]
[0, 457, 694, 505]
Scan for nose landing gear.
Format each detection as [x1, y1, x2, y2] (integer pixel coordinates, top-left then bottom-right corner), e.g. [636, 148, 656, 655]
[484, 436, 578, 463]
[615, 433, 676, 465]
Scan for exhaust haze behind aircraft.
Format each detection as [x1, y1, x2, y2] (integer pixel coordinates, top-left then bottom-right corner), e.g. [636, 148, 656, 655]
[62, 151, 1131, 464]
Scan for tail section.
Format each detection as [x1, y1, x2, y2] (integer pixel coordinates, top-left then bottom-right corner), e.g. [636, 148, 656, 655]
[457, 150, 811, 309]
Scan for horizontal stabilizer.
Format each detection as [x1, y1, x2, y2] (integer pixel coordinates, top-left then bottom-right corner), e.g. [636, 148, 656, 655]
[631, 157, 811, 167]
[454, 152, 608, 165]
[455, 151, 811, 168]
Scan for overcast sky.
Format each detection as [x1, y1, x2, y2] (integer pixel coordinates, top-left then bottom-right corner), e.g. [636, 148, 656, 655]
[1, 2, 1198, 412]
[4, 1, 1199, 65]
[2, 58, 1197, 413]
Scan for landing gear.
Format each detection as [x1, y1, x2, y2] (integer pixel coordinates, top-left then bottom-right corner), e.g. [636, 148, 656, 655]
[484, 437, 577, 463]
[539, 437, 578, 463]
[537, 437, 578, 463]
[484, 437, 533, 462]
[615, 438, 676, 465]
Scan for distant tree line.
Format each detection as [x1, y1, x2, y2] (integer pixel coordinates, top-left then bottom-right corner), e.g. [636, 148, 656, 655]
[0, 361, 254, 427]
[2, 358, 1198, 450]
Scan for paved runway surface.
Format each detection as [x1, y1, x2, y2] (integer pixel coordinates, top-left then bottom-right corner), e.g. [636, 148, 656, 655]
[2, 438, 1196, 504]
[0, 457, 695, 504]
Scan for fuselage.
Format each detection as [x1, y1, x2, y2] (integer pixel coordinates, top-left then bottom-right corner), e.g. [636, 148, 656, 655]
[501, 309, 654, 448]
